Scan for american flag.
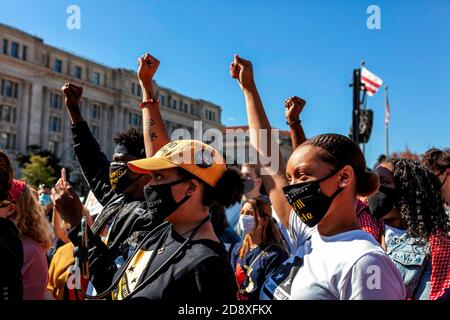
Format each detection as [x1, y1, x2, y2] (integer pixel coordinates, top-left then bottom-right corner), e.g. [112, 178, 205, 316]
[385, 87, 390, 127]
[361, 67, 383, 96]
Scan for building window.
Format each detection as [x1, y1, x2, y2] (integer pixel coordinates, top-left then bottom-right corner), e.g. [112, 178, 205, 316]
[91, 104, 101, 119]
[159, 95, 166, 106]
[2, 39, 8, 55]
[49, 116, 62, 132]
[183, 103, 189, 113]
[91, 125, 100, 140]
[171, 98, 177, 109]
[54, 59, 62, 73]
[190, 103, 195, 115]
[22, 45, 27, 61]
[48, 141, 59, 155]
[204, 109, 215, 121]
[93, 72, 100, 85]
[75, 66, 82, 79]
[0, 105, 16, 123]
[11, 42, 19, 58]
[128, 112, 142, 127]
[131, 82, 141, 96]
[50, 93, 61, 109]
[13, 83, 18, 99]
[4, 80, 12, 97]
[0, 132, 16, 150]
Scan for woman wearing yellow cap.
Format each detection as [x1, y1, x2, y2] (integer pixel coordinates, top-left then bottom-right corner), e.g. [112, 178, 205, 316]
[99, 139, 243, 300]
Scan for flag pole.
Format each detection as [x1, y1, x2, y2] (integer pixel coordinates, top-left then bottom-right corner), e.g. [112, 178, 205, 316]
[361, 60, 366, 155]
[385, 86, 389, 158]
[352, 68, 361, 146]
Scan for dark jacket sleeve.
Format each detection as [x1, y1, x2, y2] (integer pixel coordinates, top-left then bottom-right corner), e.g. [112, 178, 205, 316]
[0, 218, 23, 300]
[68, 211, 164, 294]
[71, 121, 114, 206]
[68, 225, 118, 293]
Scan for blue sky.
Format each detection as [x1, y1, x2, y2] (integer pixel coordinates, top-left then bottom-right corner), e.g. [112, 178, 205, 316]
[1, 0, 449, 166]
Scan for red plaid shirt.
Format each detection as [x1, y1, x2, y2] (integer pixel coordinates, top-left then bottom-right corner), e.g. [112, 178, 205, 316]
[355, 200, 450, 300]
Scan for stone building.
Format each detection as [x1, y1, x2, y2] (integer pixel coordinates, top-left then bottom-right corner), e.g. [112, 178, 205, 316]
[0, 23, 223, 189]
[222, 125, 293, 168]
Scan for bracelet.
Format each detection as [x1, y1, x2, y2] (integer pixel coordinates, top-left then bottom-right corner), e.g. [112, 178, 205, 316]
[140, 98, 160, 109]
[286, 119, 302, 126]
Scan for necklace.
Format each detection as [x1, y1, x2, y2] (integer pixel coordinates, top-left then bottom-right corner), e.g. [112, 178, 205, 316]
[156, 227, 196, 255]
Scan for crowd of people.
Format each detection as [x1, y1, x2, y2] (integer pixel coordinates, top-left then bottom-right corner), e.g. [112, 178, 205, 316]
[0, 52, 449, 301]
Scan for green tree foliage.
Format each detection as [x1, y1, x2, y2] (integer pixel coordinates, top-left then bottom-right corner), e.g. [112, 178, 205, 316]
[21, 155, 56, 188]
[17, 145, 63, 176]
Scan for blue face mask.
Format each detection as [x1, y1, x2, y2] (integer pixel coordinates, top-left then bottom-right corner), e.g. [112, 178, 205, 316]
[39, 193, 52, 206]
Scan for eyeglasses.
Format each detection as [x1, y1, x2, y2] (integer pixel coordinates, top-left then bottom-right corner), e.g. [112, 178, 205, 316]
[0, 200, 12, 208]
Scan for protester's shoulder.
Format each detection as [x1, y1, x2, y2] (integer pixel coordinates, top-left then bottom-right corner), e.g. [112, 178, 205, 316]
[0, 218, 20, 241]
[22, 236, 45, 255]
[322, 229, 384, 260]
[190, 239, 230, 262]
[52, 242, 74, 261]
[342, 250, 406, 300]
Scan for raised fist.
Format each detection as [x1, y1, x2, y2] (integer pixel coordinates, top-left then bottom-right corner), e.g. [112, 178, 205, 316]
[229, 54, 255, 91]
[138, 53, 160, 88]
[61, 83, 83, 111]
[285, 96, 306, 123]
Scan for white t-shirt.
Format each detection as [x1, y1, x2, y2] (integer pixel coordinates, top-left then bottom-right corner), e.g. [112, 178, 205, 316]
[260, 211, 406, 300]
[384, 225, 407, 247]
[271, 207, 295, 255]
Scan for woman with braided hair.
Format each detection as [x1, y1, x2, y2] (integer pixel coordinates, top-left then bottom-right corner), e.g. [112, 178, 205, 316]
[230, 54, 405, 300]
[366, 158, 450, 300]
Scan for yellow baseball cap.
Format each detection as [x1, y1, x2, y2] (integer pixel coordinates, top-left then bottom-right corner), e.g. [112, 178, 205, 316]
[127, 140, 226, 187]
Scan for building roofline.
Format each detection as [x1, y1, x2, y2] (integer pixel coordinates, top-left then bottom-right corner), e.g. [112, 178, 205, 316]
[0, 22, 222, 111]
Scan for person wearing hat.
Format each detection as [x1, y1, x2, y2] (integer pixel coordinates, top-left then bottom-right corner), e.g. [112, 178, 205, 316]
[79, 139, 244, 300]
[118, 139, 243, 300]
[57, 57, 171, 294]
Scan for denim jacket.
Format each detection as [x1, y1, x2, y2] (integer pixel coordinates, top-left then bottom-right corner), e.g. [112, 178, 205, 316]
[386, 232, 431, 300]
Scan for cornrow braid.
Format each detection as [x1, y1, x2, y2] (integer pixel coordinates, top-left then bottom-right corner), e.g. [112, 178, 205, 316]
[302, 134, 379, 197]
[392, 158, 450, 239]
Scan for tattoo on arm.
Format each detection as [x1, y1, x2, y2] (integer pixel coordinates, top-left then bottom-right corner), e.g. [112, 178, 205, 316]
[144, 119, 155, 129]
[144, 119, 157, 141]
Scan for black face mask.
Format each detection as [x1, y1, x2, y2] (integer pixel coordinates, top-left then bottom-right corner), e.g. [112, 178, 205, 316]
[144, 178, 192, 221]
[109, 162, 142, 194]
[243, 178, 255, 194]
[368, 186, 398, 219]
[282, 169, 343, 228]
